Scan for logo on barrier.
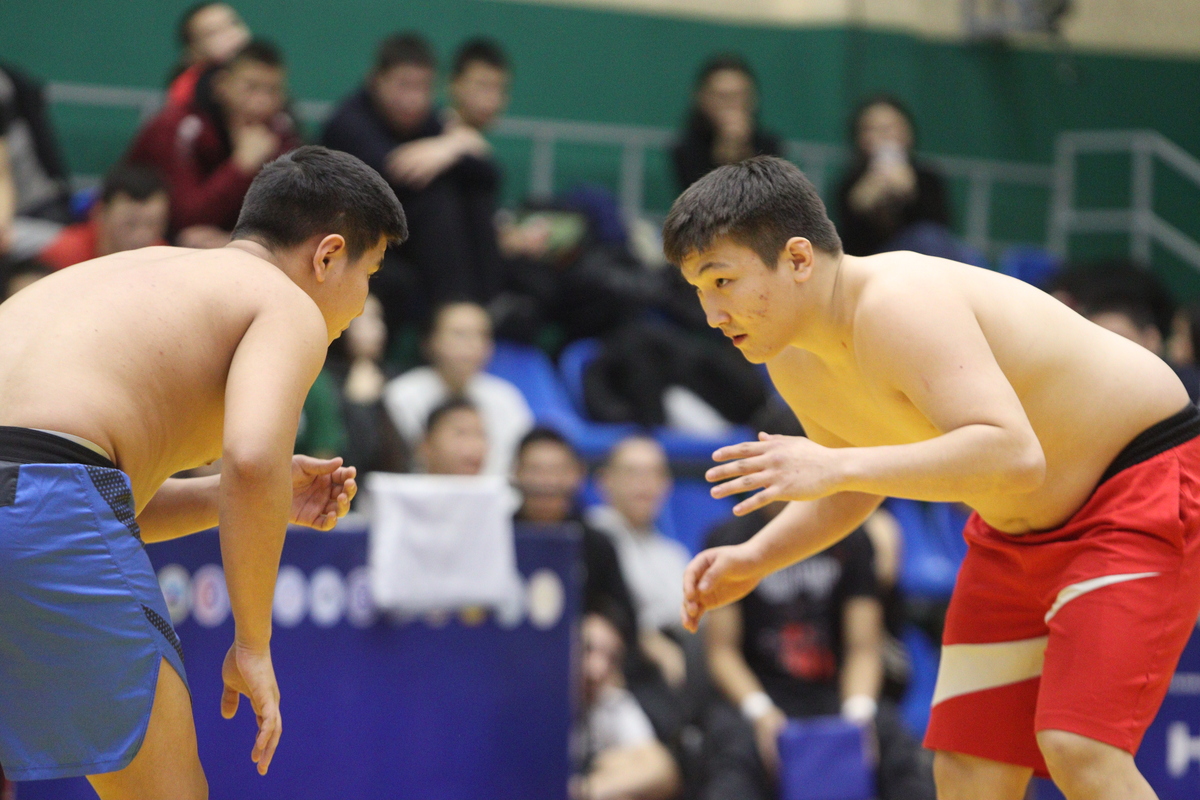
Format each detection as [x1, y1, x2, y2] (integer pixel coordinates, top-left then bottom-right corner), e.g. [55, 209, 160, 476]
[310, 566, 347, 628]
[1167, 721, 1200, 778]
[346, 566, 377, 628]
[527, 569, 565, 630]
[158, 564, 192, 625]
[192, 564, 230, 628]
[273, 565, 309, 628]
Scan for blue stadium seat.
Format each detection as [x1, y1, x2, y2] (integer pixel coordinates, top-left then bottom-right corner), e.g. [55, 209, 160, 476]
[999, 246, 1061, 289]
[885, 498, 968, 600]
[898, 624, 940, 736]
[777, 717, 873, 800]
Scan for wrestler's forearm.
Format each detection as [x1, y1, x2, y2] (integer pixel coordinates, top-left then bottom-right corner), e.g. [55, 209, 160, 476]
[831, 423, 1045, 501]
[136, 476, 220, 543]
[746, 493, 883, 577]
[219, 457, 291, 650]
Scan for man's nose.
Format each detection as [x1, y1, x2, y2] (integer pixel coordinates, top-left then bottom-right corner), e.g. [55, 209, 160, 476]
[702, 298, 730, 329]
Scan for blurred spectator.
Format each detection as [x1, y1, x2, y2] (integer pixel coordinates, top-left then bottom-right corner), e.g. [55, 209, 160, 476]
[322, 33, 502, 328]
[295, 370, 348, 460]
[572, 611, 682, 800]
[587, 437, 691, 691]
[701, 504, 935, 800]
[449, 38, 510, 133]
[384, 301, 533, 475]
[0, 63, 72, 260]
[1, 258, 50, 301]
[514, 427, 639, 641]
[672, 55, 781, 192]
[128, 39, 300, 245]
[166, 3, 251, 108]
[39, 164, 168, 270]
[418, 396, 488, 476]
[330, 294, 408, 476]
[835, 96, 950, 257]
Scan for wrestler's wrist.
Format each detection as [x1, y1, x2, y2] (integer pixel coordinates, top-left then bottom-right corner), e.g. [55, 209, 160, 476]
[234, 627, 272, 653]
[824, 447, 860, 494]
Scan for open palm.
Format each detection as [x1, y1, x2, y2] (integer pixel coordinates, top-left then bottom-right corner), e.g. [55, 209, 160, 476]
[290, 455, 357, 530]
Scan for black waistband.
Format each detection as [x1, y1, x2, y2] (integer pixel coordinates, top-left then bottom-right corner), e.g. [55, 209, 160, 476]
[1097, 404, 1200, 486]
[0, 426, 116, 469]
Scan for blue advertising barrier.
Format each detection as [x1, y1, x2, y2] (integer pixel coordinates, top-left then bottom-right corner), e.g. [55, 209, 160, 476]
[20, 523, 579, 800]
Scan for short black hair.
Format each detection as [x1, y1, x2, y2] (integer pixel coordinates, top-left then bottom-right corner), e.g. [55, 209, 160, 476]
[850, 94, 917, 152]
[177, 2, 221, 47]
[516, 426, 578, 463]
[451, 38, 509, 79]
[662, 155, 842, 266]
[424, 395, 479, 436]
[374, 32, 436, 76]
[1084, 296, 1159, 333]
[694, 53, 758, 92]
[231, 145, 407, 260]
[423, 300, 490, 339]
[226, 38, 283, 71]
[101, 163, 166, 204]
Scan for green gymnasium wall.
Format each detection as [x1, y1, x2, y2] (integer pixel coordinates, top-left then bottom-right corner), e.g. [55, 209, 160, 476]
[3, 0, 1200, 293]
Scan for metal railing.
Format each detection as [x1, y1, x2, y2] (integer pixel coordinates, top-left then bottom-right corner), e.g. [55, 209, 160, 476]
[47, 80, 1060, 258]
[1049, 130, 1200, 272]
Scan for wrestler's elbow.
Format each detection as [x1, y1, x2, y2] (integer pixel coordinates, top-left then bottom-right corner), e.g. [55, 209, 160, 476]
[1004, 435, 1046, 493]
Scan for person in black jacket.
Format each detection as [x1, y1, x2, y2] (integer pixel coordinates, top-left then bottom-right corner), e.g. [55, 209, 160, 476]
[672, 55, 781, 193]
[835, 96, 950, 257]
[321, 33, 504, 330]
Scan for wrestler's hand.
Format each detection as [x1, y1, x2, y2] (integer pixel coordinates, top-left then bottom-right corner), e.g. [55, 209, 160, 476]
[707, 433, 839, 516]
[290, 455, 356, 530]
[681, 543, 766, 632]
[221, 642, 281, 775]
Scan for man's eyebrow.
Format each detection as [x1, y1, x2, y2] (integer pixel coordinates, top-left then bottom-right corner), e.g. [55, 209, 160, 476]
[696, 261, 729, 276]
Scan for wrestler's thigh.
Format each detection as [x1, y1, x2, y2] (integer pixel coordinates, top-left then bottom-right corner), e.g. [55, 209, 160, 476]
[87, 659, 207, 800]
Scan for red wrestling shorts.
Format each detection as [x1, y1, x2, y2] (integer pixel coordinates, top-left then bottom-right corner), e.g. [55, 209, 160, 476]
[924, 405, 1200, 777]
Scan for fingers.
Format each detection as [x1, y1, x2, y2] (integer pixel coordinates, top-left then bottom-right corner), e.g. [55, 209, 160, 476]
[294, 454, 343, 474]
[732, 488, 779, 517]
[705, 454, 769, 484]
[682, 550, 716, 601]
[710, 471, 771, 500]
[711, 440, 769, 463]
[252, 703, 282, 775]
[221, 684, 240, 719]
[681, 598, 705, 633]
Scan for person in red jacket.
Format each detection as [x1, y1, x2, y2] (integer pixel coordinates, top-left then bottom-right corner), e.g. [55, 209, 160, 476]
[166, 3, 251, 109]
[39, 163, 169, 270]
[127, 39, 299, 247]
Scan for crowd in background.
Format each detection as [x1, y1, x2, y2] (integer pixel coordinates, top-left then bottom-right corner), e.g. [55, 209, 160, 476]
[2, 4, 1199, 799]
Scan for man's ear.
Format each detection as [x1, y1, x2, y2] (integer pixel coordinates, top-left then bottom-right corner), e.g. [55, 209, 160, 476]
[311, 234, 348, 283]
[783, 236, 816, 284]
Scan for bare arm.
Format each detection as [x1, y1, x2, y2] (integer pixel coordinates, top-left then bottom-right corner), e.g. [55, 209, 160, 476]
[582, 742, 681, 800]
[136, 476, 219, 543]
[218, 294, 327, 775]
[708, 281, 1045, 513]
[839, 597, 884, 708]
[0, 140, 14, 252]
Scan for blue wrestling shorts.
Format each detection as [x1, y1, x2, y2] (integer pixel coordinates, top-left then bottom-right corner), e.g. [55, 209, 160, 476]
[0, 427, 188, 781]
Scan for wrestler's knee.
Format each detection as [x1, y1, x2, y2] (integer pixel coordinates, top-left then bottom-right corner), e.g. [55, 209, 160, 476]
[1036, 729, 1130, 792]
[933, 750, 1030, 800]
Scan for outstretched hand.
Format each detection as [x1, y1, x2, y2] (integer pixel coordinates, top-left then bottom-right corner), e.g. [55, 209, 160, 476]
[680, 543, 767, 632]
[290, 455, 356, 530]
[706, 433, 839, 516]
[221, 643, 281, 775]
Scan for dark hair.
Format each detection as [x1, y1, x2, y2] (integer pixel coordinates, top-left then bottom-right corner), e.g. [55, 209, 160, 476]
[694, 53, 758, 93]
[1053, 259, 1175, 340]
[423, 300, 490, 339]
[177, 2, 221, 47]
[850, 94, 916, 153]
[231, 145, 407, 259]
[424, 395, 479, 436]
[663, 155, 842, 266]
[2, 259, 52, 301]
[101, 163, 166, 204]
[600, 434, 664, 472]
[374, 32, 436, 76]
[452, 38, 509, 79]
[226, 38, 283, 71]
[516, 426, 578, 462]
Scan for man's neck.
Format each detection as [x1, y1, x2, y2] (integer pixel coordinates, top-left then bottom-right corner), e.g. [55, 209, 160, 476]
[225, 239, 282, 268]
[787, 251, 859, 362]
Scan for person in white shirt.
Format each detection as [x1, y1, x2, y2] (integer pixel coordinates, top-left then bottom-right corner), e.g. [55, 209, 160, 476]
[587, 436, 692, 691]
[383, 301, 532, 475]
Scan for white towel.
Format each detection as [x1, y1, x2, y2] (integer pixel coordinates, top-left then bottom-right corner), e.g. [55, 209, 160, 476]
[366, 473, 522, 613]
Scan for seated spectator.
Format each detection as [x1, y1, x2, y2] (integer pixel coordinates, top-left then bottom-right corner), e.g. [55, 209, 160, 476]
[448, 38, 510, 133]
[418, 397, 488, 476]
[127, 39, 300, 245]
[573, 611, 682, 800]
[166, 3, 251, 108]
[384, 301, 533, 475]
[0, 63, 72, 260]
[38, 164, 169, 270]
[835, 96, 950, 257]
[322, 33, 503, 325]
[700, 503, 935, 800]
[672, 55, 781, 192]
[1, 258, 50, 301]
[330, 293, 408, 476]
[587, 437, 692, 691]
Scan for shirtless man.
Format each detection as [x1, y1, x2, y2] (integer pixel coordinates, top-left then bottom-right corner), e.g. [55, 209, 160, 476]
[664, 156, 1200, 800]
[0, 145, 407, 799]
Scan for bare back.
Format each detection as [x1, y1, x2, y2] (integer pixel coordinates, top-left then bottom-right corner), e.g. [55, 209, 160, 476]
[0, 246, 323, 509]
[769, 252, 1189, 532]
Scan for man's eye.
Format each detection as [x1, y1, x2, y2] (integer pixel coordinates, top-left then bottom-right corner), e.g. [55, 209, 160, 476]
[715, 278, 730, 288]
